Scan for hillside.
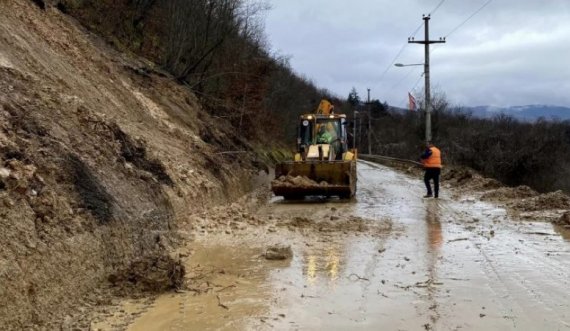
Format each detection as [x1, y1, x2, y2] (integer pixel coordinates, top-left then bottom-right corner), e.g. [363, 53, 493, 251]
[0, 0, 262, 329]
[468, 105, 570, 121]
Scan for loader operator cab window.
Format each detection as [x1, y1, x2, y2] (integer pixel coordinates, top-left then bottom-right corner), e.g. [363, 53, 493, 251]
[316, 120, 340, 144]
[315, 120, 340, 145]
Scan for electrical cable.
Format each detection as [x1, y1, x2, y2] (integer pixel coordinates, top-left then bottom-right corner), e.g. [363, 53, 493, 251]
[445, 0, 494, 38]
[378, 0, 448, 81]
[403, 0, 494, 107]
[430, 0, 447, 17]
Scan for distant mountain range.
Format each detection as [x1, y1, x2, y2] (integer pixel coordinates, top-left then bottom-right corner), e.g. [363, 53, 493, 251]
[388, 105, 570, 121]
[466, 105, 570, 121]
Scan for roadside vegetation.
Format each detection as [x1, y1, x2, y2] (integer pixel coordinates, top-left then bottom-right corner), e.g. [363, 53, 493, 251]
[57, 0, 341, 142]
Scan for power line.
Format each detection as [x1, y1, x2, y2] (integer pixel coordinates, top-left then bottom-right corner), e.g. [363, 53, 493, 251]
[378, 42, 413, 81]
[397, 0, 492, 110]
[389, 66, 418, 93]
[430, 0, 447, 17]
[378, 0, 449, 82]
[445, 0, 494, 38]
[431, 0, 493, 57]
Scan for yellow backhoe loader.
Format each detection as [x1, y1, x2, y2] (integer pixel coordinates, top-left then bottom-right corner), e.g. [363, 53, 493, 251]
[271, 100, 357, 199]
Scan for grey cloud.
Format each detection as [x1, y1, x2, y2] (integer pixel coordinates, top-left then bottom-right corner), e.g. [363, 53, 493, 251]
[265, 0, 570, 108]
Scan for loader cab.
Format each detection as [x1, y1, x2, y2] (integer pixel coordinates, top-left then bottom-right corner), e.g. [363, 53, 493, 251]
[297, 114, 348, 160]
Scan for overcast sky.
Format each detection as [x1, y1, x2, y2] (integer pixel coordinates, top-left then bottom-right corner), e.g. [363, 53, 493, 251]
[264, 0, 570, 108]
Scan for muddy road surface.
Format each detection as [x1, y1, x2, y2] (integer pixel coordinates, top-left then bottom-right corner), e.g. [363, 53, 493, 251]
[94, 161, 570, 331]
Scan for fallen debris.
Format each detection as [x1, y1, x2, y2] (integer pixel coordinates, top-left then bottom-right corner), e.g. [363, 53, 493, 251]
[510, 190, 570, 211]
[277, 215, 392, 236]
[480, 185, 537, 202]
[265, 244, 293, 260]
[108, 254, 185, 294]
[554, 211, 570, 228]
[442, 167, 474, 183]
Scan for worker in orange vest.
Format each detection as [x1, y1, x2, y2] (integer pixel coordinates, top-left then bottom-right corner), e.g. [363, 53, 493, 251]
[420, 141, 442, 198]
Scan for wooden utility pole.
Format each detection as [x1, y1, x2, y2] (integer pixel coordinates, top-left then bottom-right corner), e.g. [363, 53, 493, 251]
[367, 88, 371, 155]
[353, 108, 357, 150]
[408, 15, 445, 144]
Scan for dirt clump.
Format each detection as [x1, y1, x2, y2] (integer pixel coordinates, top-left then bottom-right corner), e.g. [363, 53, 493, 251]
[481, 185, 537, 202]
[188, 199, 269, 234]
[441, 166, 503, 191]
[554, 212, 570, 228]
[277, 215, 392, 236]
[321, 216, 392, 235]
[108, 254, 185, 294]
[470, 177, 503, 190]
[442, 167, 475, 184]
[265, 244, 293, 260]
[286, 216, 313, 228]
[510, 190, 570, 212]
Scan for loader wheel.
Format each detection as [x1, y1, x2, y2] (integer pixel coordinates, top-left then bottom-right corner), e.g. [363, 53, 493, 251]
[339, 193, 352, 200]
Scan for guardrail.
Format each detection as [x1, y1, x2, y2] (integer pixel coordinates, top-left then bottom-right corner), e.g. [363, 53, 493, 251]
[359, 154, 424, 167]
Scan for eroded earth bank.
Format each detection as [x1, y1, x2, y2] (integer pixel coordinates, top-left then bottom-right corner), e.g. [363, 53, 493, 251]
[0, 1, 261, 329]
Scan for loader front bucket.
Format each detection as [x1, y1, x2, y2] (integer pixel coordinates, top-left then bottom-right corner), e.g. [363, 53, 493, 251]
[271, 160, 357, 199]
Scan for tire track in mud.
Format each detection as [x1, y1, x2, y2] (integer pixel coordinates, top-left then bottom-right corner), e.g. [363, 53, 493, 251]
[476, 232, 570, 330]
[436, 183, 570, 330]
[360, 161, 570, 330]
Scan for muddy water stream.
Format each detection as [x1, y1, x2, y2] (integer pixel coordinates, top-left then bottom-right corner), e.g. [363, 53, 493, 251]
[96, 161, 570, 330]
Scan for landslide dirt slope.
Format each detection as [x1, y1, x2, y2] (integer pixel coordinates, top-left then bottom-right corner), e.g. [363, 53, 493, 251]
[0, 1, 255, 329]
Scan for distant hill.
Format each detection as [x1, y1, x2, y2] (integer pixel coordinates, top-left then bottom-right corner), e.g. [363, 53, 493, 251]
[387, 105, 570, 121]
[467, 105, 570, 121]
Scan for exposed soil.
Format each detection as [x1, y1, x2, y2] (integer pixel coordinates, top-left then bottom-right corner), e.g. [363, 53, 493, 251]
[440, 165, 570, 222]
[480, 185, 538, 201]
[0, 1, 260, 329]
[276, 214, 392, 236]
[554, 211, 570, 228]
[510, 190, 570, 211]
[108, 254, 186, 295]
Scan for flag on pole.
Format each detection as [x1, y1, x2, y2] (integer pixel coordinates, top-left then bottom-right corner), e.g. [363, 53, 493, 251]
[408, 92, 417, 112]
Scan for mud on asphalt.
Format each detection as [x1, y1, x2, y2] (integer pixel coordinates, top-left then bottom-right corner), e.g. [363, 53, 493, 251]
[88, 161, 570, 331]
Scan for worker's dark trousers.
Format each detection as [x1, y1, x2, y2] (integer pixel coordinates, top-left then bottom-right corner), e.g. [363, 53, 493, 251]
[424, 168, 441, 197]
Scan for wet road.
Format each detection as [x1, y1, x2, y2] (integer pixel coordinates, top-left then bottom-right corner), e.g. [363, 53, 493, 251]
[97, 161, 570, 330]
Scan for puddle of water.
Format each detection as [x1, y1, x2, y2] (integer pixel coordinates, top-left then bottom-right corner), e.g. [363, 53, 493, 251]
[125, 245, 275, 331]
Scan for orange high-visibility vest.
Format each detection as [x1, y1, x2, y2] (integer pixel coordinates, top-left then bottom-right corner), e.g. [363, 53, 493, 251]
[423, 147, 442, 168]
